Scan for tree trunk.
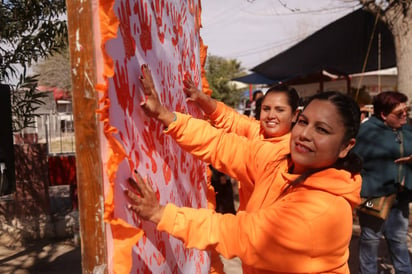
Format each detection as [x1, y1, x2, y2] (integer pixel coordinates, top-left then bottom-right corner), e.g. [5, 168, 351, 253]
[388, 12, 412, 99]
[360, 1, 412, 99]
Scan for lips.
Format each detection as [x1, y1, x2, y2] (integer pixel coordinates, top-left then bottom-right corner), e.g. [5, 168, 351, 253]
[264, 121, 278, 128]
[294, 141, 313, 153]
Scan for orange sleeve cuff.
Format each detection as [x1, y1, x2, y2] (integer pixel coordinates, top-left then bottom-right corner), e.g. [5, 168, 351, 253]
[157, 203, 179, 233]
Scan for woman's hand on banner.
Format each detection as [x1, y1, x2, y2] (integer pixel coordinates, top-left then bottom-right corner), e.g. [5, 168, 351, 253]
[183, 72, 216, 115]
[139, 64, 176, 127]
[124, 170, 165, 224]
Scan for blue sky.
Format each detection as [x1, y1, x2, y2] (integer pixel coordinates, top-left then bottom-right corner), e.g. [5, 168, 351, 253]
[200, 0, 361, 71]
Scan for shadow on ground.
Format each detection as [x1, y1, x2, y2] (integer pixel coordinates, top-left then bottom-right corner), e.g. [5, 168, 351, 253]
[0, 238, 81, 274]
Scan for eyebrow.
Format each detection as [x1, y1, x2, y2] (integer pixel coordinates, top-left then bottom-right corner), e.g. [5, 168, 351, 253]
[262, 103, 288, 108]
[299, 113, 334, 131]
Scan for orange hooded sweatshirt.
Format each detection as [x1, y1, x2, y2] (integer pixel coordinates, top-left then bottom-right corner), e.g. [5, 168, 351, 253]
[158, 112, 361, 274]
[208, 101, 290, 211]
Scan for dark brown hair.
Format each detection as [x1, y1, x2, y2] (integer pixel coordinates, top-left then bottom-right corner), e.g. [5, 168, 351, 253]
[373, 91, 408, 119]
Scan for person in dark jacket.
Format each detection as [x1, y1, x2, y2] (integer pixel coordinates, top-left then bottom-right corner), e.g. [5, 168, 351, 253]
[209, 166, 236, 214]
[353, 91, 412, 273]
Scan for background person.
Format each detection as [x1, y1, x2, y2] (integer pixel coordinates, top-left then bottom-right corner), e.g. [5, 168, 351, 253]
[243, 89, 263, 117]
[254, 96, 264, 120]
[249, 89, 264, 118]
[209, 165, 236, 214]
[353, 91, 412, 273]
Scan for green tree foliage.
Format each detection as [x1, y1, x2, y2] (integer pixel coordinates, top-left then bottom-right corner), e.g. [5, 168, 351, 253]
[205, 55, 246, 108]
[0, 0, 68, 82]
[11, 74, 47, 133]
[0, 1, 68, 133]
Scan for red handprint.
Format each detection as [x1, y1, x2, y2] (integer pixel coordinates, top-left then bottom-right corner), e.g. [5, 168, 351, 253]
[172, 153, 179, 180]
[119, 120, 141, 172]
[170, 4, 187, 47]
[151, 0, 166, 43]
[193, 2, 201, 35]
[188, 249, 194, 260]
[180, 34, 190, 67]
[172, 264, 179, 274]
[133, 0, 153, 55]
[177, 64, 183, 86]
[180, 150, 188, 175]
[158, 61, 177, 107]
[190, 52, 196, 75]
[118, 0, 136, 59]
[153, 233, 166, 265]
[169, 189, 176, 203]
[153, 243, 166, 265]
[162, 156, 172, 184]
[141, 126, 158, 173]
[113, 60, 132, 114]
[188, 0, 195, 15]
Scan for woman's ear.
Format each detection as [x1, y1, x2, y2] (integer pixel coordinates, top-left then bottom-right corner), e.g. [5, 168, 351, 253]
[338, 138, 356, 159]
[380, 111, 388, 121]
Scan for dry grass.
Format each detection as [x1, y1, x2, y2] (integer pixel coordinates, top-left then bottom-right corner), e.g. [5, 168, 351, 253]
[47, 137, 76, 154]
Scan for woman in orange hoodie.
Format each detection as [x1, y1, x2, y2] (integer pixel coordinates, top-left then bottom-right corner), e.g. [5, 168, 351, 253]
[184, 75, 300, 212]
[184, 76, 300, 274]
[125, 65, 362, 273]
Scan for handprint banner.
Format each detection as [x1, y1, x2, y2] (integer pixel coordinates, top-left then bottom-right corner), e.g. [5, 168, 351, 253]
[96, 0, 210, 273]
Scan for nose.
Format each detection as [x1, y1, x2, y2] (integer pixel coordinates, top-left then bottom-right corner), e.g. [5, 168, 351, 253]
[297, 125, 312, 141]
[268, 109, 277, 119]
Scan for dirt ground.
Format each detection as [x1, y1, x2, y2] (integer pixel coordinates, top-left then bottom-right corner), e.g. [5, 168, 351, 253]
[0, 226, 410, 274]
[1, 186, 411, 274]
[0, 238, 81, 274]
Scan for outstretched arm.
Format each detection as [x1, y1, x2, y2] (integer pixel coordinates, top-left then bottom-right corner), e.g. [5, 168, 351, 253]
[183, 73, 217, 115]
[137, 64, 285, 192]
[125, 171, 348, 273]
[184, 73, 260, 139]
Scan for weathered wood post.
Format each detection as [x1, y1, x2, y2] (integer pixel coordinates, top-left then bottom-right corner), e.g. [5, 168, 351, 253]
[66, 1, 108, 272]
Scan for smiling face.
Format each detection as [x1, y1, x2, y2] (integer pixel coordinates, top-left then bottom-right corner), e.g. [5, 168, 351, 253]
[260, 92, 297, 138]
[290, 99, 355, 174]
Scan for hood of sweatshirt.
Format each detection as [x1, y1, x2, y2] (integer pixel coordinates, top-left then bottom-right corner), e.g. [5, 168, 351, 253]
[281, 167, 362, 209]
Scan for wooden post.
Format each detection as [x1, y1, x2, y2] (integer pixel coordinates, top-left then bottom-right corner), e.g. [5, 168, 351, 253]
[66, 1, 108, 273]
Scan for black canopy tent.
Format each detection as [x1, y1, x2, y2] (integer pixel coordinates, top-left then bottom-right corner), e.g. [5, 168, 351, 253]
[232, 72, 278, 85]
[231, 72, 279, 101]
[251, 8, 396, 89]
